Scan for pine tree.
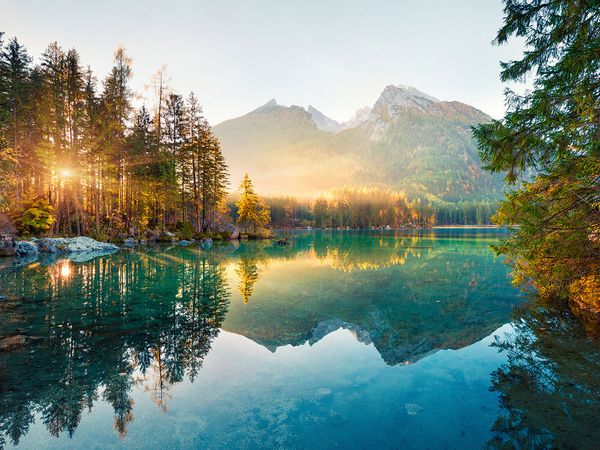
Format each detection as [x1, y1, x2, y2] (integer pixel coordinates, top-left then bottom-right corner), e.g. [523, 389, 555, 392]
[235, 173, 270, 233]
[473, 0, 600, 309]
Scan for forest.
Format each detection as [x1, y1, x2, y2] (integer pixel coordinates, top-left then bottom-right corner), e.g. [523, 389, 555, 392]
[0, 32, 499, 243]
[0, 34, 234, 240]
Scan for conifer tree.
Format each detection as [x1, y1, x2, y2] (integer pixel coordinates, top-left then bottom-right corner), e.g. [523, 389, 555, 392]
[473, 0, 600, 308]
[235, 173, 270, 233]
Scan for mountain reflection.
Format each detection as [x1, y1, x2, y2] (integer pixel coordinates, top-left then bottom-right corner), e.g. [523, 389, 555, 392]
[0, 230, 529, 446]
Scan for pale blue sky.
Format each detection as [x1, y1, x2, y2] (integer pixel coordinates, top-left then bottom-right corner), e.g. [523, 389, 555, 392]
[1, 0, 523, 124]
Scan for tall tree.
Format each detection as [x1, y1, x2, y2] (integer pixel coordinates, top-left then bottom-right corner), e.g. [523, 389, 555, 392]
[473, 0, 600, 313]
[235, 173, 270, 233]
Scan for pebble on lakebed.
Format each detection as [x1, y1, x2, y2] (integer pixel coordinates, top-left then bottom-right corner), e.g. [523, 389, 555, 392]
[404, 403, 423, 415]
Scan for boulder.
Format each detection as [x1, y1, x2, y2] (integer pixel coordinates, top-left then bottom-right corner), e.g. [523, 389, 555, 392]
[157, 230, 177, 242]
[122, 237, 137, 247]
[178, 240, 192, 246]
[0, 235, 15, 256]
[15, 240, 39, 256]
[215, 222, 240, 240]
[33, 237, 119, 254]
[276, 238, 290, 246]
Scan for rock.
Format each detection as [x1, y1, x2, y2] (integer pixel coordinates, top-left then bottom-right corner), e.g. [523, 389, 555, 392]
[122, 237, 137, 247]
[0, 235, 15, 256]
[215, 222, 239, 240]
[157, 230, 177, 242]
[0, 335, 27, 352]
[0, 295, 7, 302]
[404, 403, 423, 415]
[139, 239, 147, 245]
[200, 238, 213, 248]
[33, 237, 119, 254]
[314, 388, 333, 400]
[276, 238, 289, 246]
[15, 240, 39, 256]
[179, 240, 192, 246]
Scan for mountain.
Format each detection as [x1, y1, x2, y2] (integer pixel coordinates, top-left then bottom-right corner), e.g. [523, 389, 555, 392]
[307, 105, 342, 132]
[213, 85, 505, 200]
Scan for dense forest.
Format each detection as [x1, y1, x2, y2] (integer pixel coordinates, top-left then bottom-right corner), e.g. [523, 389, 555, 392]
[0, 33, 231, 239]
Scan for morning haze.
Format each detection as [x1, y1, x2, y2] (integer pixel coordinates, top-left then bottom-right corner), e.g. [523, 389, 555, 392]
[1, 0, 522, 124]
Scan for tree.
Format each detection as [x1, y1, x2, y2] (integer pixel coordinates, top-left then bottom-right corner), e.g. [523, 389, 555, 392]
[235, 173, 270, 233]
[14, 196, 54, 236]
[473, 0, 600, 312]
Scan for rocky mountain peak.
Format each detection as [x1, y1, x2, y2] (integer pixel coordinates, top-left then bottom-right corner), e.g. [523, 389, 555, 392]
[308, 105, 342, 132]
[252, 98, 279, 113]
[373, 85, 439, 115]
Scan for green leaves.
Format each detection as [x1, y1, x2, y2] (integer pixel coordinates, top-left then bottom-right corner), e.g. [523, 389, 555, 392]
[475, 0, 600, 308]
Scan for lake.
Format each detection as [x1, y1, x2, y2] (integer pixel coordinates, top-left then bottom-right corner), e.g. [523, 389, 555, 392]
[1, 229, 599, 449]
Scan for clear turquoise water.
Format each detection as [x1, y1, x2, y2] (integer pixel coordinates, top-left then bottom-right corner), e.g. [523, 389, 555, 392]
[1, 229, 599, 449]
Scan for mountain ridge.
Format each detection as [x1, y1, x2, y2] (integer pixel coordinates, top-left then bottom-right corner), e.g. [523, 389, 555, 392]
[213, 84, 504, 200]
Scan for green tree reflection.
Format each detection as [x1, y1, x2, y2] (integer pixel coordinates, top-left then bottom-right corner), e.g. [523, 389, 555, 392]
[0, 248, 229, 445]
[487, 305, 600, 449]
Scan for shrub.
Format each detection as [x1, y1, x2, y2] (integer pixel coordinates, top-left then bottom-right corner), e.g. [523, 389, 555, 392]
[14, 197, 55, 237]
[175, 221, 195, 240]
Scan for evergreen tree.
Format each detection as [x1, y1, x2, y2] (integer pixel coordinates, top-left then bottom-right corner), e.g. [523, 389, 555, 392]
[235, 173, 270, 233]
[473, 0, 600, 308]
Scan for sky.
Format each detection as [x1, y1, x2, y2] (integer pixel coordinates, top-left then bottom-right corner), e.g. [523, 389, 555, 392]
[1, 0, 525, 124]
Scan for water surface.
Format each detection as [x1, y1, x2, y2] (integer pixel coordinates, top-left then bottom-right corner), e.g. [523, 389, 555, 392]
[1, 230, 599, 449]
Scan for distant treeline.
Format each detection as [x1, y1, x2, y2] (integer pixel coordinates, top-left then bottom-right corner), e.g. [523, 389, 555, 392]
[256, 187, 499, 228]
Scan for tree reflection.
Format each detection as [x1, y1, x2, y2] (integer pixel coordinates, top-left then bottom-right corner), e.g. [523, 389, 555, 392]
[488, 304, 600, 449]
[0, 247, 229, 445]
[236, 256, 260, 304]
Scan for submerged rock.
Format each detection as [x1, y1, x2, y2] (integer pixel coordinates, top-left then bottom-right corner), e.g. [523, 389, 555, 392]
[200, 237, 213, 248]
[122, 237, 137, 247]
[404, 403, 423, 415]
[0, 335, 27, 352]
[179, 240, 192, 246]
[33, 237, 119, 254]
[314, 388, 333, 400]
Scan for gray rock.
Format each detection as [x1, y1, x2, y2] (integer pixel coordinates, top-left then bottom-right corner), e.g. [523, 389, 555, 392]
[15, 240, 39, 256]
[200, 237, 213, 248]
[157, 230, 177, 242]
[0, 234, 15, 256]
[215, 222, 239, 239]
[34, 237, 119, 254]
[178, 240, 192, 246]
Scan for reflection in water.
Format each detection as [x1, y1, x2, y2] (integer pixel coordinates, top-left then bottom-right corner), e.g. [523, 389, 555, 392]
[0, 230, 598, 448]
[0, 249, 229, 446]
[487, 304, 600, 449]
[236, 256, 260, 304]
